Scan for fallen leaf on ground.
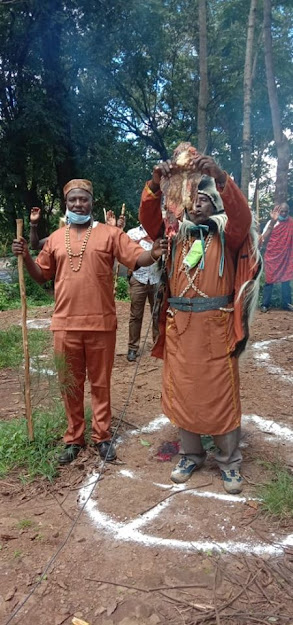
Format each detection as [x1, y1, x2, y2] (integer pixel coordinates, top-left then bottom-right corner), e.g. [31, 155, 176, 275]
[140, 439, 151, 447]
[246, 500, 258, 510]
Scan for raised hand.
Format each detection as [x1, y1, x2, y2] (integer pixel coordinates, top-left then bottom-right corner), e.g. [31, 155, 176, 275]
[150, 237, 168, 260]
[192, 155, 226, 184]
[30, 207, 41, 224]
[270, 206, 281, 221]
[117, 215, 126, 229]
[105, 210, 116, 227]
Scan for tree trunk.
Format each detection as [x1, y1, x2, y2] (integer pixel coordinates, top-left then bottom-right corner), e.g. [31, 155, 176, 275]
[241, 0, 258, 198]
[263, 0, 290, 204]
[197, 0, 208, 153]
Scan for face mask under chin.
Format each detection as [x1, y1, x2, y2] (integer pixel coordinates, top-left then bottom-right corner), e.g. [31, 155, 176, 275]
[66, 209, 92, 225]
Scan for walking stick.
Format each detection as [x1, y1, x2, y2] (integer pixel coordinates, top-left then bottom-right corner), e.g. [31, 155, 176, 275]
[113, 203, 126, 297]
[256, 189, 260, 233]
[16, 219, 34, 441]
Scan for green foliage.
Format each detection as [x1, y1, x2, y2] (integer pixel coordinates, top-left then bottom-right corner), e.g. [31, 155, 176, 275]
[0, 0, 292, 236]
[0, 277, 53, 311]
[0, 404, 67, 481]
[16, 519, 34, 530]
[258, 463, 293, 519]
[115, 276, 130, 301]
[0, 326, 50, 369]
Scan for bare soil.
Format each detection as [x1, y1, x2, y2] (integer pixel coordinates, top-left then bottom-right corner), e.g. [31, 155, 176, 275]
[0, 302, 293, 625]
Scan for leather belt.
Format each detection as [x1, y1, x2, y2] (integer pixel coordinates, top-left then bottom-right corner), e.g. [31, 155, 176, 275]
[167, 293, 234, 313]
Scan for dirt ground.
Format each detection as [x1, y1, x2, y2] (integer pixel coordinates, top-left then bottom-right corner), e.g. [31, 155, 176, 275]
[0, 302, 293, 625]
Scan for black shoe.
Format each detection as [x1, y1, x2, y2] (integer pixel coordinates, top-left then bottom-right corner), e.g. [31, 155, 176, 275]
[58, 444, 83, 465]
[127, 349, 137, 362]
[285, 304, 293, 312]
[95, 440, 117, 462]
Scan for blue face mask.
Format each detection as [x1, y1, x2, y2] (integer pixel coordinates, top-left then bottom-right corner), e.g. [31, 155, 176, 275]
[66, 209, 91, 225]
[278, 215, 289, 222]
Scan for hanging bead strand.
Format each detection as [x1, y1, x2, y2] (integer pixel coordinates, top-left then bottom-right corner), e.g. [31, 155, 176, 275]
[65, 224, 92, 272]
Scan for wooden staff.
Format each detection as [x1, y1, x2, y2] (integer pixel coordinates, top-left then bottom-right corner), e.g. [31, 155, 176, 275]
[256, 188, 260, 233]
[16, 219, 33, 441]
[113, 203, 126, 296]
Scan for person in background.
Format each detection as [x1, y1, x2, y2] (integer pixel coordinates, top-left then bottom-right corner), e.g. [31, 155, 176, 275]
[13, 179, 165, 465]
[126, 224, 160, 362]
[260, 203, 293, 312]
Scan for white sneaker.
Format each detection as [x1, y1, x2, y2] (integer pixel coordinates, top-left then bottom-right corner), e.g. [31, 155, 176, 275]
[221, 469, 243, 494]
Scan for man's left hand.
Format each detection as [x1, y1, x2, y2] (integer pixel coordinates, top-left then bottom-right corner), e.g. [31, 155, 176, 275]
[192, 155, 226, 185]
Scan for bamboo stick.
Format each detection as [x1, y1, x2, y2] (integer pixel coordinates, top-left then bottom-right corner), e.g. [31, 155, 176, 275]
[16, 219, 33, 441]
[113, 203, 126, 296]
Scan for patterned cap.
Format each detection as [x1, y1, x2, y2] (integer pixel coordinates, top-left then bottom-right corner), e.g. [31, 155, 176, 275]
[63, 179, 93, 198]
[198, 176, 224, 213]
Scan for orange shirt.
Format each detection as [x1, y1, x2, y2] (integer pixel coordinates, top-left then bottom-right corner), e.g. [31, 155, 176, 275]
[35, 223, 143, 331]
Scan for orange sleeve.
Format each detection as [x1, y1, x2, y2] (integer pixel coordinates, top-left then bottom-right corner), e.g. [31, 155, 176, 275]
[112, 229, 144, 270]
[220, 176, 252, 252]
[139, 181, 164, 241]
[35, 236, 56, 281]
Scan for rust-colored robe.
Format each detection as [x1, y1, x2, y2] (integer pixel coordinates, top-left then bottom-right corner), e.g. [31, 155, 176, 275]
[139, 177, 253, 435]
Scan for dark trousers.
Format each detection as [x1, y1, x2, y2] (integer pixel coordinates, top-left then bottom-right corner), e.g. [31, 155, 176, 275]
[128, 277, 159, 351]
[262, 281, 292, 309]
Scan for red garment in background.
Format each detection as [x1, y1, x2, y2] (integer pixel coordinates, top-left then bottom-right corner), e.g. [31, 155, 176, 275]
[264, 217, 293, 284]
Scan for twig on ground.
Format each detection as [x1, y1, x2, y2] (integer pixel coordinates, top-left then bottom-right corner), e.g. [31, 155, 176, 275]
[86, 577, 148, 592]
[136, 366, 159, 375]
[49, 491, 75, 521]
[85, 577, 208, 595]
[149, 583, 208, 592]
[138, 481, 213, 517]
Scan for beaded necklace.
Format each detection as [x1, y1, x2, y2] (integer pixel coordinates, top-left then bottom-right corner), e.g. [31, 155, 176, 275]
[65, 223, 92, 272]
[178, 232, 213, 298]
[166, 232, 213, 336]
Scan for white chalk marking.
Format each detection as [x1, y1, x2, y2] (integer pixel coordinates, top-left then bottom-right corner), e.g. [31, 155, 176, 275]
[79, 473, 290, 555]
[119, 469, 136, 479]
[78, 333, 293, 555]
[139, 415, 169, 433]
[243, 414, 293, 443]
[252, 335, 293, 384]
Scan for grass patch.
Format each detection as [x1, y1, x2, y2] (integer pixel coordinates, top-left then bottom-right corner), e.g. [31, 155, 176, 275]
[258, 463, 293, 519]
[0, 404, 67, 481]
[0, 277, 53, 311]
[0, 326, 50, 369]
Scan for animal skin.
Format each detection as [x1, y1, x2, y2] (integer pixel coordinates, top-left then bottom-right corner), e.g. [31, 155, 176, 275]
[160, 143, 201, 245]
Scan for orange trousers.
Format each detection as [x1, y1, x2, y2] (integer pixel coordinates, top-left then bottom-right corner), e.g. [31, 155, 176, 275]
[54, 330, 116, 446]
